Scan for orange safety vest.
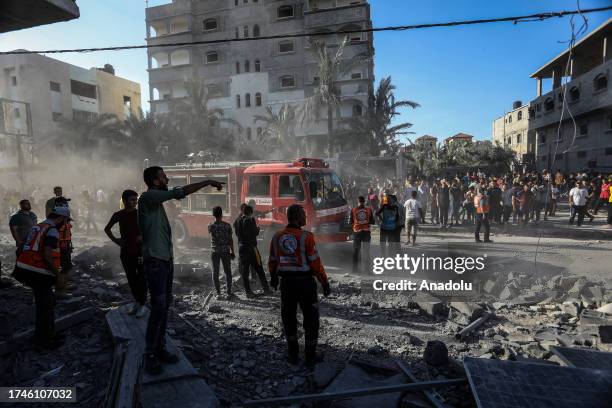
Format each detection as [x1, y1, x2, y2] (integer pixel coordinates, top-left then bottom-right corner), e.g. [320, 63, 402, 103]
[474, 195, 490, 214]
[352, 206, 372, 232]
[268, 227, 328, 285]
[16, 223, 60, 277]
[59, 222, 72, 249]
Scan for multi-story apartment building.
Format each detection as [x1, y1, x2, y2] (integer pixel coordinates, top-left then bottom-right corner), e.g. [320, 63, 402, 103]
[0, 53, 141, 167]
[492, 100, 536, 167]
[145, 0, 374, 153]
[529, 18, 611, 173]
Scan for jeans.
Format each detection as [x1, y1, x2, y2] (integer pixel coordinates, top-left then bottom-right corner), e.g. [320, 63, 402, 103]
[211, 252, 232, 295]
[144, 258, 173, 354]
[502, 205, 513, 224]
[569, 205, 586, 226]
[439, 203, 449, 226]
[238, 245, 269, 293]
[32, 285, 55, 343]
[475, 213, 490, 241]
[120, 253, 147, 305]
[352, 230, 371, 274]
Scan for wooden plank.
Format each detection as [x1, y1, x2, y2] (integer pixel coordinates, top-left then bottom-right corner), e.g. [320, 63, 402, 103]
[105, 304, 218, 408]
[243, 378, 467, 407]
[0, 307, 95, 356]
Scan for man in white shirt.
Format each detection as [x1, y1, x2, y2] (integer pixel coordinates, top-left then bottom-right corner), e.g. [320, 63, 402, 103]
[417, 180, 429, 224]
[404, 191, 421, 246]
[569, 181, 588, 226]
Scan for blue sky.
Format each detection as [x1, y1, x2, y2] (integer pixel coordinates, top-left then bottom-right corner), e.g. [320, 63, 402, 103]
[1, 0, 610, 142]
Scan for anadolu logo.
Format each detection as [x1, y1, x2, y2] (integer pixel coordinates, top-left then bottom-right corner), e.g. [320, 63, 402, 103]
[279, 234, 298, 254]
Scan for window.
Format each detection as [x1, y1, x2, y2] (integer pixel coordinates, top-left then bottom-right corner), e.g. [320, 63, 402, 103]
[14, 108, 20, 118]
[307, 172, 347, 210]
[605, 147, 612, 156]
[536, 103, 541, 112]
[52, 112, 62, 121]
[280, 75, 295, 88]
[257, 127, 263, 138]
[253, 25, 260, 38]
[50, 81, 61, 92]
[71, 80, 97, 99]
[312, 76, 320, 85]
[73, 109, 98, 123]
[279, 175, 304, 200]
[517, 110, 523, 121]
[235, 27, 240, 39]
[235, 0, 238, 5]
[594, 74, 608, 91]
[206, 51, 219, 64]
[277, 5, 294, 19]
[577, 151, 587, 158]
[544, 98, 554, 112]
[191, 175, 228, 212]
[11, 76, 17, 86]
[541, 155, 547, 162]
[245, 93, 251, 107]
[247, 175, 270, 196]
[236, 94, 241, 108]
[352, 104, 363, 117]
[539, 132, 547, 144]
[279, 40, 295, 53]
[569, 86, 580, 102]
[529, 108, 535, 119]
[579, 123, 588, 136]
[236, 61, 241, 74]
[508, 114, 512, 123]
[203, 18, 218, 31]
[243, 25, 249, 38]
[608, 115, 612, 130]
[246, 127, 252, 140]
[245, 60, 250, 73]
[123, 95, 131, 108]
[255, 92, 262, 107]
[254, 59, 261, 72]
[516, 134, 521, 144]
[351, 72, 363, 79]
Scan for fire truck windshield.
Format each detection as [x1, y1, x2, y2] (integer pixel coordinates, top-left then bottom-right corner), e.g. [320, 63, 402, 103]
[306, 171, 347, 210]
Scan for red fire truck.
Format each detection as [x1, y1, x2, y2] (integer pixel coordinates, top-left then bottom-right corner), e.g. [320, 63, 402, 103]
[164, 158, 351, 245]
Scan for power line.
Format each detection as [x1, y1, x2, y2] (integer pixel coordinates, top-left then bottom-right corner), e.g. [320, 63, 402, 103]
[1, 6, 611, 55]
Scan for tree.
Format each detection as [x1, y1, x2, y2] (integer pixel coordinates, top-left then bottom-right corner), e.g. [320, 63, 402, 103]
[171, 79, 240, 158]
[301, 37, 368, 156]
[121, 108, 176, 162]
[407, 139, 443, 177]
[48, 113, 122, 158]
[253, 104, 298, 158]
[348, 76, 419, 155]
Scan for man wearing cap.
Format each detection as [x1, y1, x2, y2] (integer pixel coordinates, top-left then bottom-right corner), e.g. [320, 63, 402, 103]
[12, 206, 72, 349]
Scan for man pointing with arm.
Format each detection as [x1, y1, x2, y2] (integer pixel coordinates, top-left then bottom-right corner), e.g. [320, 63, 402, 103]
[139, 166, 224, 375]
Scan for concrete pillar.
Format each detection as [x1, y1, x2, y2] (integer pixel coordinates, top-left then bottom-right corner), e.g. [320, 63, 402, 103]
[552, 69, 561, 89]
[536, 77, 542, 97]
[604, 36, 608, 62]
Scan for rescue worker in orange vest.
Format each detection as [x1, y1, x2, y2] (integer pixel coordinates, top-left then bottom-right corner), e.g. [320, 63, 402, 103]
[269, 204, 331, 367]
[474, 187, 493, 243]
[350, 196, 374, 274]
[12, 206, 72, 349]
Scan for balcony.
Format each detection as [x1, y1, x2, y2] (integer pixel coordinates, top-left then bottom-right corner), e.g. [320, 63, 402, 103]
[530, 58, 611, 129]
[1, 0, 80, 33]
[146, 1, 191, 21]
[304, 3, 369, 29]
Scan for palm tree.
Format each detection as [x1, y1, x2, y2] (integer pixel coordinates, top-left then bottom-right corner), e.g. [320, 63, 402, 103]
[407, 139, 443, 177]
[253, 104, 298, 158]
[121, 108, 176, 161]
[49, 113, 122, 157]
[343, 76, 419, 155]
[301, 37, 369, 156]
[172, 79, 240, 156]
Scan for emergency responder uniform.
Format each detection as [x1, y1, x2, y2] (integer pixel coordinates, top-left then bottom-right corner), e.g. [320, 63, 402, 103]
[234, 212, 270, 296]
[269, 218, 330, 366]
[350, 202, 374, 274]
[474, 190, 492, 243]
[12, 207, 71, 347]
[54, 197, 73, 293]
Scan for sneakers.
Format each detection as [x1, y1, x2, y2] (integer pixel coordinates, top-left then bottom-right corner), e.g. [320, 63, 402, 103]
[135, 305, 148, 318]
[157, 349, 179, 364]
[128, 303, 139, 315]
[145, 353, 163, 375]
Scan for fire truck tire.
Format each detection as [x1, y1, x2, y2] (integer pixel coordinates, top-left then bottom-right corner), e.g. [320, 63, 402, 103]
[173, 219, 190, 245]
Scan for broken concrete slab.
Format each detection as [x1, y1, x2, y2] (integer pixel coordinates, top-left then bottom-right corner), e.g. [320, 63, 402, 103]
[449, 302, 485, 323]
[597, 303, 612, 315]
[499, 284, 519, 301]
[561, 299, 582, 317]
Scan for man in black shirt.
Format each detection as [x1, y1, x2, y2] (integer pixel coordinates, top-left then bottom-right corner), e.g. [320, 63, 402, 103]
[104, 190, 147, 317]
[10, 199, 37, 254]
[438, 180, 450, 228]
[233, 204, 271, 297]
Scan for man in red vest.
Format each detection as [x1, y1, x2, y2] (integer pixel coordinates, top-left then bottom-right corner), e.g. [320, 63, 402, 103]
[13, 206, 72, 349]
[350, 196, 374, 274]
[269, 204, 330, 367]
